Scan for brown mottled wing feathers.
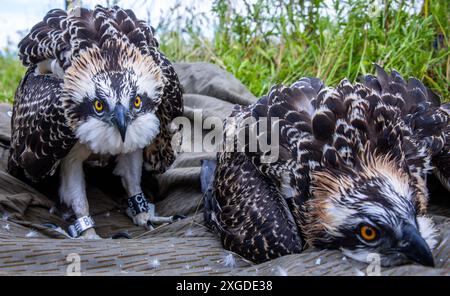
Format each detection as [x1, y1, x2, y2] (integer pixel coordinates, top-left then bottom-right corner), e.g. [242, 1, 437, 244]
[360, 66, 450, 193]
[433, 103, 450, 191]
[206, 153, 303, 263]
[205, 78, 324, 263]
[206, 65, 449, 263]
[142, 47, 183, 173]
[18, 9, 69, 67]
[8, 67, 76, 180]
[18, 6, 159, 69]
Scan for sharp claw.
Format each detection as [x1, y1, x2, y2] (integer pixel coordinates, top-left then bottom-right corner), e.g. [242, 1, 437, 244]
[146, 220, 155, 230]
[78, 228, 101, 239]
[111, 232, 132, 239]
[128, 209, 186, 229]
[147, 214, 185, 225]
[172, 214, 186, 222]
[41, 223, 59, 229]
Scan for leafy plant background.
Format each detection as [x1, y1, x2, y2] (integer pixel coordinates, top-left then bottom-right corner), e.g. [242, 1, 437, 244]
[1, 0, 449, 102]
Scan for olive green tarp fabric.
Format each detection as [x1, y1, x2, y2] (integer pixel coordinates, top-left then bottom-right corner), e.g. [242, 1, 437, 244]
[0, 62, 449, 275]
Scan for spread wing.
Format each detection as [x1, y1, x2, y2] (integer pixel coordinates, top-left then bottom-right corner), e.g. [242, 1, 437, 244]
[17, 5, 183, 175]
[8, 67, 76, 181]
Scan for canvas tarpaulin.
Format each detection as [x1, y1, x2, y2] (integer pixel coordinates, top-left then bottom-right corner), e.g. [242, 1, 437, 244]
[0, 62, 448, 275]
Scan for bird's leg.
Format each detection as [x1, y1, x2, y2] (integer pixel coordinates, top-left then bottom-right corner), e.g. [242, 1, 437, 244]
[60, 143, 100, 239]
[114, 149, 181, 229]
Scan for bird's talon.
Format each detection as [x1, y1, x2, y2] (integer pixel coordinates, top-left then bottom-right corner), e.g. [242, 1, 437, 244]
[111, 232, 132, 239]
[146, 220, 155, 230]
[78, 228, 101, 240]
[171, 214, 186, 222]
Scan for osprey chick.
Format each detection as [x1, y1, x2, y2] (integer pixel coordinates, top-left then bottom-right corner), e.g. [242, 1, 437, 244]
[205, 65, 449, 267]
[8, 6, 183, 238]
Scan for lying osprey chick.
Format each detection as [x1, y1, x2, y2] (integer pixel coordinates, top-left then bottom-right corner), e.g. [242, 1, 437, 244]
[205, 65, 449, 267]
[8, 6, 183, 238]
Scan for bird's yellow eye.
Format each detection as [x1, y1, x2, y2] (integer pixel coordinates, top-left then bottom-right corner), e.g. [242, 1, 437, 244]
[94, 100, 103, 112]
[134, 96, 142, 109]
[360, 225, 377, 241]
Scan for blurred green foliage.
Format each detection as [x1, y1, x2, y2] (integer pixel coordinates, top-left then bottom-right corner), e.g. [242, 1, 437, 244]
[0, 55, 25, 103]
[0, 0, 448, 103]
[157, 0, 450, 100]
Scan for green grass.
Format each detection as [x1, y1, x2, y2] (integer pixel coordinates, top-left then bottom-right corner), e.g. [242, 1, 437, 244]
[0, 56, 25, 103]
[0, 0, 448, 103]
[157, 0, 450, 101]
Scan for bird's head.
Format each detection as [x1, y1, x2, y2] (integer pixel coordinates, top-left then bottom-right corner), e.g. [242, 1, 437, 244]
[63, 39, 164, 155]
[304, 154, 438, 267]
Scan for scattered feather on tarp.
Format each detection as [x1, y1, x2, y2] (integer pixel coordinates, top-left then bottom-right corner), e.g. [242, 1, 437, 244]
[149, 258, 161, 269]
[26, 230, 39, 238]
[223, 252, 237, 268]
[273, 266, 288, 276]
[354, 268, 365, 276]
[53, 227, 71, 238]
[315, 257, 322, 265]
[184, 228, 194, 237]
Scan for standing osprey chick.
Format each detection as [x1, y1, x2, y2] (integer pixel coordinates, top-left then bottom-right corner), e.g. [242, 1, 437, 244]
[8, 6, 183, 238]
[205, 65, 449, 267]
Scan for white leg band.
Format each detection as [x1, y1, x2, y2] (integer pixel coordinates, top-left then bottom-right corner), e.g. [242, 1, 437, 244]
[68, 215, 95, 238]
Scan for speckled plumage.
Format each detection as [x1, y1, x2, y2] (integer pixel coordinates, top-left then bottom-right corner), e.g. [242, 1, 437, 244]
[205, 65, 449, 266]
[8, 5, 183, 236]
[8, 5, 183, 180]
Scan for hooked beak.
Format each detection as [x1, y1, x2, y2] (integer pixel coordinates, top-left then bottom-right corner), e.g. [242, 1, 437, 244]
[112, 104, 128, 142]
[399, 224, 435, 267]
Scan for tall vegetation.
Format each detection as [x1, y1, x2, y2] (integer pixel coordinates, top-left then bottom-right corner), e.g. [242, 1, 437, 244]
[157, 0, 450, 100]
[0, 0, 449, 103]
[0, 55, 24, 102]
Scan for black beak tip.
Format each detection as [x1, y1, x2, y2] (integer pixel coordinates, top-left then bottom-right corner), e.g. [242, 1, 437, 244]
[419, 255, 435, 268]
[401, 224, 435, 268]
[119, 130, 126, 142]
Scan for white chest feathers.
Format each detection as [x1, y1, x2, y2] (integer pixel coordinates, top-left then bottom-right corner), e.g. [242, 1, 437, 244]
[75, 113, 160, 155]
